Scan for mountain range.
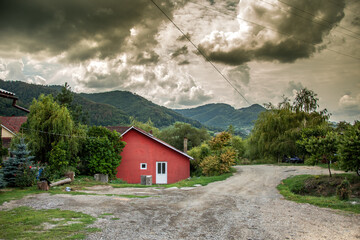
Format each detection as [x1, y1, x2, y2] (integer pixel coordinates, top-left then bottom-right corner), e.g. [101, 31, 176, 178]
[174, 103, 265, 134]
[0, 80, 265, 135]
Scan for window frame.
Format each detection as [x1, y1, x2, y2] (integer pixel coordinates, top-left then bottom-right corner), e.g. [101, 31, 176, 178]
[140, 163, 147, 170]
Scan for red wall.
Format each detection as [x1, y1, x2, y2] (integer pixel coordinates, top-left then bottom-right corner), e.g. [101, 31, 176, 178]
[117, 129, 190, 184]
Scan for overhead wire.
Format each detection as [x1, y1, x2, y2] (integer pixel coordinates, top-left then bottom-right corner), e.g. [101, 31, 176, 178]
[20, 127, 107, 139]
[188, 0, 360, 61]
[274, 0, 360, 39]
[259, 0, 360, 41]
[149, 0, 251, 106]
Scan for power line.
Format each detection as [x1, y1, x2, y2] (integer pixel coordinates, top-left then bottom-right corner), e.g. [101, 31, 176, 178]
[189, 1, 360, 61]
[21, 127, 107, 139]
[149, 0, 251, 106]
[274, 0, 360, 39]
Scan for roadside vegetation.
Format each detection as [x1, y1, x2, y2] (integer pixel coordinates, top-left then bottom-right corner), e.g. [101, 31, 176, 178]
[278, 174, 360, 214]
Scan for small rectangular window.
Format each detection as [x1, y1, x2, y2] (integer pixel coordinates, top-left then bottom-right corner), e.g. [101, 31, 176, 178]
[140, 163, 147, 170]
[162, 163, 166, 174]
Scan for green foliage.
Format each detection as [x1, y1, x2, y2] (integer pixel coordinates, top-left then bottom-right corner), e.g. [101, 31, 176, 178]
[208, 131, 231, 150]
[336, 178, 351, 200]
[159, 122, 210, 151]
[338, 121, 360, 174]
[80, 90, 203, 128]
[27, 94, 75, 163]
[297, 130, 338, 176]
[200, 148, 236, 176]
[55, 82, 89, 125]
[278, 174, 360, 214]
[248, 88, 329, 162]
[49, 141, 71, 175]
[174, 103, 265, 136]
[130, 117, 161, 137]
[188, 132, 240, 176]
[188, 143, 211, 176]
[79, 126, 125, 177]
[2, 138, 36, 188]
[0, 80, 201, 128]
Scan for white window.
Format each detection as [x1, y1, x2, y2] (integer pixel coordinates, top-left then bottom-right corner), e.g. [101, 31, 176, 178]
[140, 163, 147, 170]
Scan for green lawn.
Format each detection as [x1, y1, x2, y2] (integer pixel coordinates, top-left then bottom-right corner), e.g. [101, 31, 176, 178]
[277, 174, 360, 214]
[0, 206, 100, 240]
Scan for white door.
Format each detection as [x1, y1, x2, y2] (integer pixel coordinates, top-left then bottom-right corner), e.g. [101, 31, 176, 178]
[156, 162, 167, 184]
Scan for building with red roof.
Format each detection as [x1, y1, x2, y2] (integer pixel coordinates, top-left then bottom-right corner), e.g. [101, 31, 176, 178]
[0, 116, 28, 148]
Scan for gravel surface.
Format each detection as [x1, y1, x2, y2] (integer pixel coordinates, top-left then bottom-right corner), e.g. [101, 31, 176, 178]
[1, 165, 359, 239]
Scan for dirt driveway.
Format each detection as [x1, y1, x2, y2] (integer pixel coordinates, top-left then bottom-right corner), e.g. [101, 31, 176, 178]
[1, 165, 360, 239]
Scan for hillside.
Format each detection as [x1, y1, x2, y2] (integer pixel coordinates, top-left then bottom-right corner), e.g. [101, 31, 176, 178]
[79, 91, 202, 128]
[174, 103, 266, 134]
[0, 80, 202, 128]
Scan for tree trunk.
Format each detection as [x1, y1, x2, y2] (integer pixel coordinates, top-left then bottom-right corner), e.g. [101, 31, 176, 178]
[325, 156, 332, 177]
[50, 178, 72, 187]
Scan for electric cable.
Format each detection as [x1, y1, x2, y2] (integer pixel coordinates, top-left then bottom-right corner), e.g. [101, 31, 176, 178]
[150, 0, 251, 105]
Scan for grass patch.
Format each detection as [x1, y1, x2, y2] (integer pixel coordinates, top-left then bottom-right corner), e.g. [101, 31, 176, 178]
[111, 169, 235, 188]
[0, 206, 99, 240]
[278, 174, 360, 214]
[111, 218, 120, 220]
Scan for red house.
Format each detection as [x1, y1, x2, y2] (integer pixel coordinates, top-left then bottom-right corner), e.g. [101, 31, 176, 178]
[107, 126, 193, 184]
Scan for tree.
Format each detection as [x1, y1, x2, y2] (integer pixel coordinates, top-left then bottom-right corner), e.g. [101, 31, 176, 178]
[189, 131, 236, 176]
[27, 94, 81, 166]
[247, 88, 328, 162]
[2, 138, 36, 187]
[293, 88, 319, 113]
[55, 82, 89, 125]
[159, 122, 210, 151]
[297, 131, 338, 177]
[79, 126, 126, 177]
[338, 121, 360, 176]
[129, 117, 161, 137]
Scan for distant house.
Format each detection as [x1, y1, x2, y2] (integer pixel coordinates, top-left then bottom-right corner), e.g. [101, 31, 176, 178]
[107, 126, 193, 184]
[0, 116, 28, 149]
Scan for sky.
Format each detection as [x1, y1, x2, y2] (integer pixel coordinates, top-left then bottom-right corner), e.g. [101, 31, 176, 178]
[0, 0, 359, 123]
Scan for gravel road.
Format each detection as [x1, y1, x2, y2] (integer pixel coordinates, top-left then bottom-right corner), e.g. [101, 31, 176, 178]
[1, 165, 359, 239]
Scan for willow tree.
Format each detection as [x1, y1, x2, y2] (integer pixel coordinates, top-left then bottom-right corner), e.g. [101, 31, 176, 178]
[26, 94, 82, 167]
[247, 88, 328, 162]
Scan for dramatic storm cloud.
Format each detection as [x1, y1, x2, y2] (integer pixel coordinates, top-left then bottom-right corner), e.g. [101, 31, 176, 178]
[0, 0, 185, 62]
[198, 0, 345, 65]
[0, 0, 359, 122]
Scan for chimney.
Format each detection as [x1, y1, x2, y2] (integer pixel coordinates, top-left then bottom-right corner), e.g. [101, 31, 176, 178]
[183, 137, 188, 153]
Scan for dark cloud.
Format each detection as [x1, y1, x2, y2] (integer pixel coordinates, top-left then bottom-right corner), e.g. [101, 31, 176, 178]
[133, 51, 160, 65]
[352, 17, 360, 26]
[171, 46, 189, 58]
[0, 0, 185, 63]
[177, 33, 191, 41]
[198, 0, 345, 65]
[178, 60, 190, 65]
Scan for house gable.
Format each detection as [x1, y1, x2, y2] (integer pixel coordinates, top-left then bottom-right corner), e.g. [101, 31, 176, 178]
[110, 126, 191, 184]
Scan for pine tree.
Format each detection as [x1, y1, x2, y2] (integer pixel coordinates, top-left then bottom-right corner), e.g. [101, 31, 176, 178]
[2, 138, 35, 187]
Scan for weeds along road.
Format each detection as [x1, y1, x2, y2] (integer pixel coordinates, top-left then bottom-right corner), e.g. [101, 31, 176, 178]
[1, 165, 360, 239]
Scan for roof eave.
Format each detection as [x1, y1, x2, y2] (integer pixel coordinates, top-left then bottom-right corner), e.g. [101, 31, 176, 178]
[121, 126, 194, 160]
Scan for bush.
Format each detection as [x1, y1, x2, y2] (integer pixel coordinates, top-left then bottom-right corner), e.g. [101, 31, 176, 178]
[15, 164, 37, 188]
[336, 178, 351, 200]
[200, 148, 236, 176]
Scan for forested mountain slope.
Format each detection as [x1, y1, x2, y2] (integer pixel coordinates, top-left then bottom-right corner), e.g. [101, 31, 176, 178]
[174, 103, 266, 134]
